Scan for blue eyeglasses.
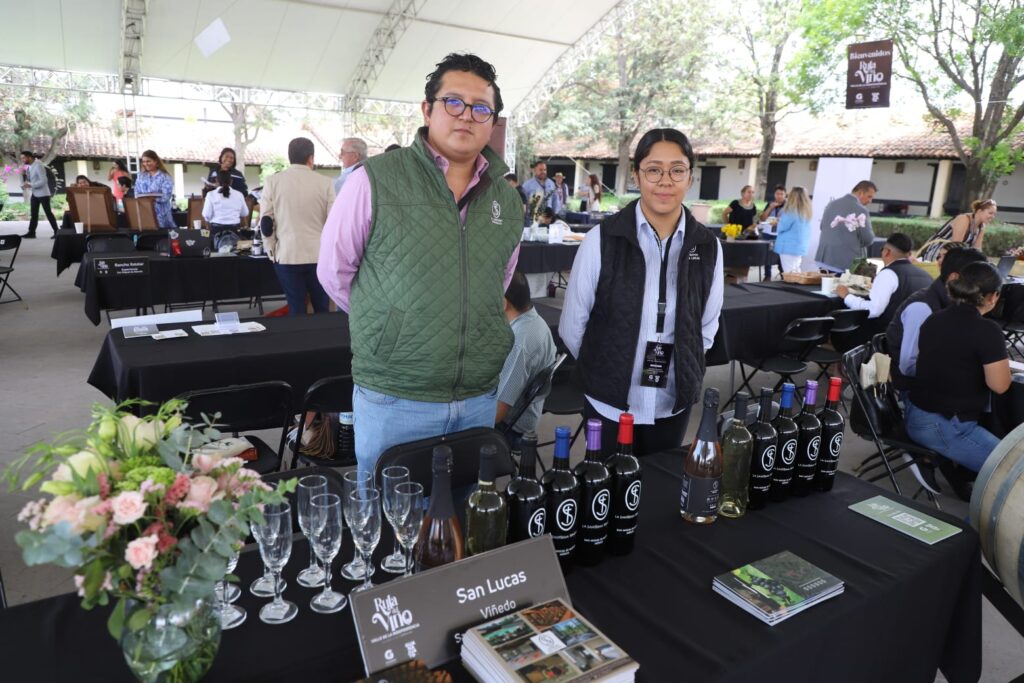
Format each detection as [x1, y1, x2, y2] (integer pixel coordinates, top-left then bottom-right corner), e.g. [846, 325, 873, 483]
[433, 96, 495, 123]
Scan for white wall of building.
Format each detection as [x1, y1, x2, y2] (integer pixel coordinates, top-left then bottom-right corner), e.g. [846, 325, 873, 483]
[868, 159, 934, 215]
[786, 159, 818, 195]
[992, 169, 1024, 220]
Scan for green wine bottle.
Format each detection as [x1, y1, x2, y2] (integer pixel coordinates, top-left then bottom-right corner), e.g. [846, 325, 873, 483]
[465, 445, 509, 556]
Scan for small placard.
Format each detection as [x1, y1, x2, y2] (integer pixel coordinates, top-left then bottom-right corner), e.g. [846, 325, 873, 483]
[152, 329, 188, 340]
[123, 324, 159, 339]
[349, 536, 569, 676]
[215, 311, 240, 331]
[95, 256, 150, 278]
[849, 495, 963, 545]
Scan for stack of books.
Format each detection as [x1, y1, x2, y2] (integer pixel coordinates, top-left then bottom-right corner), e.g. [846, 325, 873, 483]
[461, 598, 637, 683]
[713, 550, 844, 626]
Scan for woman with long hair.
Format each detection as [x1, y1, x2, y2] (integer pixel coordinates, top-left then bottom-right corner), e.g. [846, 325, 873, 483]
[773, 186, 812, 273]
[204, 147, 248, 196]
[201, 169, 249, 236]
[920, 199, 997, 261]
[107, 160, 130, 202]
[586, 173, 602, 213]
[134, 149, 176, 228]
[904, 261, 1011, 471]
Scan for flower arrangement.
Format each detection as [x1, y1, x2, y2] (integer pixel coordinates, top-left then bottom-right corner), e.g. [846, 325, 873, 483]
[721, 223, 743, 239]
[1006, 246, 1024, 261]
[830, 212, 867, 232]
[527, 189, 553, 223]
[6, 399, 295, 641]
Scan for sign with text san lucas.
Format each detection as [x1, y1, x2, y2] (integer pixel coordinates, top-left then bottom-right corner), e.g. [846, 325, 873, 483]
[846, 39, 893, 109]
[349, 536, 569, 676]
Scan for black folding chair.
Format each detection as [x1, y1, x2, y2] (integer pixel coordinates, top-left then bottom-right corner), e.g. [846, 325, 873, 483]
[375, 427, 513, 496]
[536, 359, 587, 471]
[728, 316, 835, 405]
[498, 354, 566, 440]
[841, 341, 944, 507]
[0, 234, 23, 305]
[289, 375, 355, 470]
[1001, 320, 1024, 362]
[135, 232, 167, 252]
[86, 233, 134, 253]
[806, 308, 869, 382]
[179, 380, 293, 475]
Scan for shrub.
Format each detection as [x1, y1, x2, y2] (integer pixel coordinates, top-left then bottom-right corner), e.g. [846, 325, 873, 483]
[872, 216, 1024, 258]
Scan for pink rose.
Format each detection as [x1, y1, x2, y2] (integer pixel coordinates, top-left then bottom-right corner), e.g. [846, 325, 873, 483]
[192, 453, 222, 474]
[125, 535, 159, 570]
[42, 495, 80, 529]
[178, 475, 221, 513]
[111, 491, 147, 525]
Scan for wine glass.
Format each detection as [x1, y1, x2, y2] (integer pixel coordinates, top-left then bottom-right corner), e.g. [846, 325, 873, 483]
[296, 474, 328, 588]
[380, 466, 410, 574]
[348, 488, 381, 593]
[252, 502, 297, 625]
[341, 470, 375, 581]
[218, 549, 246, 629]
[392, 482, 425, 578]
[309, 493, 347, 614]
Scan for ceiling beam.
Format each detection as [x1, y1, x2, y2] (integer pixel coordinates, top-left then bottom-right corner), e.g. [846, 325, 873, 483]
[344, 0, 427, 113]
[120, 0, 147, 95]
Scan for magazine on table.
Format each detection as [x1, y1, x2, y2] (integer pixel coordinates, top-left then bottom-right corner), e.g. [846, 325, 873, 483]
[713, 550, 844, 625]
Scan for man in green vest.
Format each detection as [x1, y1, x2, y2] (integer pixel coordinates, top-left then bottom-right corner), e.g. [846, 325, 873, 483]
[319, 53, 523, 478]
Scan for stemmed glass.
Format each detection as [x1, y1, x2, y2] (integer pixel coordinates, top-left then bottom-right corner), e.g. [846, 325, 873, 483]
[380, 466, 410, 574]
[309, 493, 347, 614]
[392, 482, 425, 578]
[252, 502, 297, 624]
[341, 470, 375, 581]
[348, 488, 381, 593]
[296, 475, 328, 588]
[217, 548, 246, 629]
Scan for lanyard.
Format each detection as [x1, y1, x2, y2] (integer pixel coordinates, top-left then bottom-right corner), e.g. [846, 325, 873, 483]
[652, 226, 677, 335]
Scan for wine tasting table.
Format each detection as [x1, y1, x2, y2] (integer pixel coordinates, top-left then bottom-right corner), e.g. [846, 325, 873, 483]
[0, 452, 979, 682]
[516, 241, 581, 274]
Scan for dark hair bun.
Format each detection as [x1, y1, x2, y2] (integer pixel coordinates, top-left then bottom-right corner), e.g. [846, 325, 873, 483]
[947, 261, 1002, 306]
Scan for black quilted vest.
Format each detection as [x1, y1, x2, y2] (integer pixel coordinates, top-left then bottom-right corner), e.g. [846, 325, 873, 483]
[887, 277, 948, 391]
[577, 200, 718, 412]
[863, 259, 934, 339]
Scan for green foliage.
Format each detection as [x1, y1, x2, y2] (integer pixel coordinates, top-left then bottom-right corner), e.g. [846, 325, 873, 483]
[871, 216, 1024, 257]
[260, 157, 287, 183]
[0, 68, 94, 164]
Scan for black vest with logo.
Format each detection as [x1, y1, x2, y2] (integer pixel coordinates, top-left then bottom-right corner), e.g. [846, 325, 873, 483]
[863, 259, 934, 338]
[577, 200, 718, 412]
[887, 277, 948, 391]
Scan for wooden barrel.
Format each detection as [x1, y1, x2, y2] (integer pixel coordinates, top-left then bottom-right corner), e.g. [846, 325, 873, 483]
[969, 421, 1024, 608]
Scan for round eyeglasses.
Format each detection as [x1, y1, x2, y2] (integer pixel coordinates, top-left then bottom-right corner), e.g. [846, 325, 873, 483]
[433, 96, 496, 123]
[639, 166, 691, 183]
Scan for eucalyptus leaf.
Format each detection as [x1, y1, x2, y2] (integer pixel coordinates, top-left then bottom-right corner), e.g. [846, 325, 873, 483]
[107, 597, 127, 639]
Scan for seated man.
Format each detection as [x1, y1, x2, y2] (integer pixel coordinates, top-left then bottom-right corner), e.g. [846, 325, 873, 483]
[496, 272, 557, 444]
[835, 232, 932, 349]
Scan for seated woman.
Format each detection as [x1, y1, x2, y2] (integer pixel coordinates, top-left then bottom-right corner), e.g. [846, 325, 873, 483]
[920, 199, 997, 261]
[204, 147, 248, 196]
[904, 261, 1011, 472]
[202, 170, 249, 237]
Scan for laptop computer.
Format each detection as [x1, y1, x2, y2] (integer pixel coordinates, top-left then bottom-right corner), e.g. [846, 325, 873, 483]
[167, 229, 211, 258]
[997, 255, 1016, 280]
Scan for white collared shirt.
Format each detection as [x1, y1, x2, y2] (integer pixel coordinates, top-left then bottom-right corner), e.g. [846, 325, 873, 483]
[559, 203, 724, 424]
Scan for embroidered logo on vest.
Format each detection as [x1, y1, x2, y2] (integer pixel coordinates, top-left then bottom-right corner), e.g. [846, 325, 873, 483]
[491, 200, 503, 225]
[688, 246, 701, 261]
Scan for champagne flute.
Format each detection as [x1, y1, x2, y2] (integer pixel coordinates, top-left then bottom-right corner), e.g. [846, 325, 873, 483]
[309, 493, 347, 614]
[252, 502, 297, 624]
[218, 548, 246, 629]
[348, 488, 381, 593]
[393, 482, 425, 578]
[380, 466, 410, 574]
[341, 470, 375, 581]
[296, 474, 328, 588]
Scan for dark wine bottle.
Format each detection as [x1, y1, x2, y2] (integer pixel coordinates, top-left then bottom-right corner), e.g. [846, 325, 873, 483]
[505, 434, 547, 542]
[681, 388, 723, 524]
[769, 383, 799, 502]
[747, 388, 778, 510]
[540, 426, 580, 570]
[573, 419, 611, 565]
[465, 445, 509, 556]
[607, 413, 641, 556]
[815, 377, 846, 492]
[415, 446, 464, 570]
[792, 381, 823, 497]
[720, 392, 753, 518]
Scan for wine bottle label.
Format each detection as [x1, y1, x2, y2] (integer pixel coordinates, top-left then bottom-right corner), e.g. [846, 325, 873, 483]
[779, 437, 797, 467]
[680, 475, 721, 517]
[527, 508, 546, 538]
[579, 488, 610, 543]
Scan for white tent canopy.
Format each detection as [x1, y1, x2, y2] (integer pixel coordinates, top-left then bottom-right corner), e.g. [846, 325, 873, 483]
[0, 0, 622, 116]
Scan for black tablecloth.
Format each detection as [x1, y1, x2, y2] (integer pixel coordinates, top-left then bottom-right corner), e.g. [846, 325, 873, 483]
[721, 239, 778, 269]
[516, 242, 581, 273]
[0, 452, 980, 683]
[88, 314, 351, 406]
[51, 229, 138, 276]
[75, 252, 283, 325]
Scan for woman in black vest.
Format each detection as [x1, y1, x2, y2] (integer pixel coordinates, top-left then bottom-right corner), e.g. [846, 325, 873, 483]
[204, 147, 248, 197]
[559, 128, 724, 456]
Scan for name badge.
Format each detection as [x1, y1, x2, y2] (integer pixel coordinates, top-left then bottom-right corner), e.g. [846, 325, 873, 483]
[640, 341, 674, 388]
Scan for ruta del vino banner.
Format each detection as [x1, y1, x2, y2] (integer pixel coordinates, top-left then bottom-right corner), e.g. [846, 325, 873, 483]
[846, 39, 893, 109]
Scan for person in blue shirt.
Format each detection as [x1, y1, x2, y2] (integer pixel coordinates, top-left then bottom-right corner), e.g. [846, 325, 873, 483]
[773, 186, 812, 273]
[134, 149, 176, 228]
[521, 161, 556, 219]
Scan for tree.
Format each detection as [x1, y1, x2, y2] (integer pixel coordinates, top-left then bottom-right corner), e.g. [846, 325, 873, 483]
[0, 68, 93, 165]
[220, 101, 277, 172]
[805, 0, 1024, 208]
[532, 0, 720, 195]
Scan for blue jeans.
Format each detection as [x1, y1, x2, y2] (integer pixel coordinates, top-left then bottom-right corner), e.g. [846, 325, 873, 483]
[353, 384, 498, 477]
[903, 399, 999, 472]
[273, 263, 329, 315]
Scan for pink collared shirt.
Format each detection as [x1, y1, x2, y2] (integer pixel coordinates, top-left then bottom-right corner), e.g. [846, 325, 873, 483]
[317, 141, 520, 312]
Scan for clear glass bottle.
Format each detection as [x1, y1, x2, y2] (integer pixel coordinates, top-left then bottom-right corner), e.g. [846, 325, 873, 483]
[720, 392, 753, 518]
[465, 445, 508, 556]
[415, 446, 464, 570]
[681, 388, 723, 524]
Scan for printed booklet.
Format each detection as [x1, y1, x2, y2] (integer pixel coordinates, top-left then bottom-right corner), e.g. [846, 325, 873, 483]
[461, 598, 637, 683]
[713, 550, 844, 625]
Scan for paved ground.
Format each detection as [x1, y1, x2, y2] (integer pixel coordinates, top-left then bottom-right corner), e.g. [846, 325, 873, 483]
[0, 220, 1020, 680]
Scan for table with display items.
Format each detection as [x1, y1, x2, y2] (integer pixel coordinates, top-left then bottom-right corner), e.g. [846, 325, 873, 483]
[516, 241, 582, 274]
[0, 451, 980, 682]
[74, 250, 282, 325]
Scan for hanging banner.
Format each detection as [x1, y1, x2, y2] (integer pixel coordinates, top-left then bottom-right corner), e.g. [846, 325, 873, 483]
[846, 39, 893, 109]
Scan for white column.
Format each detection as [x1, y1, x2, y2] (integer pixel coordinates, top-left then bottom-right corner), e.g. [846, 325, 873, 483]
[76, 160, 88, 178]
[746, 157, 758, 189]
[173, 163, 185, 205]
[930, 159, 952, 218]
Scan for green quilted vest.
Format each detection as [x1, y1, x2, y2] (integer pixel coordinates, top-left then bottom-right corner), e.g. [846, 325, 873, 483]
[350, 130, 523, 402]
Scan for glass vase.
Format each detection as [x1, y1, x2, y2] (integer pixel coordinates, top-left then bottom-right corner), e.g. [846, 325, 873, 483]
[120, 595, 222, 683]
